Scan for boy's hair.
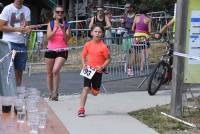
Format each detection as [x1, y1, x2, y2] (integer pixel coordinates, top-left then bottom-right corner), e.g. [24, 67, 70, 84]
[91, 24, 105, 33]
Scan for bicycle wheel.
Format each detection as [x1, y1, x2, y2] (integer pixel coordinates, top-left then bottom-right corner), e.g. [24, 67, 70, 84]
[147, 61, 168, 95]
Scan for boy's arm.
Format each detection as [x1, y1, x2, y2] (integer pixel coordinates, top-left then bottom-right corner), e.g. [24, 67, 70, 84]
[81, 57, 86, 68]
[101, 55, 111, 69]
[81, 45, 88, 67]
[96, 54, 111, 72]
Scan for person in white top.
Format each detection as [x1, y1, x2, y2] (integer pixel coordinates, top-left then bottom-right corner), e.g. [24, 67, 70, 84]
[0, 0, 31, 86]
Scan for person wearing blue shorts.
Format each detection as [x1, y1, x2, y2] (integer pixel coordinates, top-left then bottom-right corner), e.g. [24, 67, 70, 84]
[0, 0, 31, 86]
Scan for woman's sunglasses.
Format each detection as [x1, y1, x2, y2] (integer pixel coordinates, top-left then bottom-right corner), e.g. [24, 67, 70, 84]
[56, 11, 64, 14]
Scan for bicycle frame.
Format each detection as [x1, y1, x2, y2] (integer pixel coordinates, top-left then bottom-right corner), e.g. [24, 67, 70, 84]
[161, 42, 174, 83]
[147, 41, 174, 95]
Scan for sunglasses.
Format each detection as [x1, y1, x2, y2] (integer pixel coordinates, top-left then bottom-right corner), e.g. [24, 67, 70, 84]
[56, 11, 64, 14]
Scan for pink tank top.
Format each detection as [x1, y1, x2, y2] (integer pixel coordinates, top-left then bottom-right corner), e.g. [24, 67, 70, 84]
[135, 15, 149, 34]
[47, 27, 68, 50]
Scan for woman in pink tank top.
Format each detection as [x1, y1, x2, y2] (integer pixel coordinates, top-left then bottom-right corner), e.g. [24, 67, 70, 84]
[127, 5, 151, 76]
[44, 5, 71, 101]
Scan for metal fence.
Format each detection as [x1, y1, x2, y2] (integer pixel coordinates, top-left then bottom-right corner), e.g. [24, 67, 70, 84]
[0, 40, 16, 96]
[103, 36, 149, 81]
[30, 11, 172, 46]
[25, 35, 150, 83]
[0, 11, 172, 92]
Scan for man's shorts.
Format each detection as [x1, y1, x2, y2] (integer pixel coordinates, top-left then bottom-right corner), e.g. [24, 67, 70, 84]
[84, 72, 102, 89]
[9, 42, 27, 71]
[44, 50, 68, 60]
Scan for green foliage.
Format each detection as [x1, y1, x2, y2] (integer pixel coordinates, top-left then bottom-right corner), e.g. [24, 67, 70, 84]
[133, 0, 177, 13]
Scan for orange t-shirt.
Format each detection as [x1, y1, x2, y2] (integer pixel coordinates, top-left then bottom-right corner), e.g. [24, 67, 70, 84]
[82, 40, 110, 68]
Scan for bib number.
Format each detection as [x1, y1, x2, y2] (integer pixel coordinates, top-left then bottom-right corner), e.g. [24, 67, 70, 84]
[80, 65, 96, 79]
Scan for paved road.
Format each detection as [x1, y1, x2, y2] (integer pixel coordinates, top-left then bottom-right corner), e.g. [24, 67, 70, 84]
[23, 71, 149, 97]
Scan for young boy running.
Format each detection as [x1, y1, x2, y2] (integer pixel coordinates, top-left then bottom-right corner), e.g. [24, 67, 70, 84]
[78, 25, 111, 117]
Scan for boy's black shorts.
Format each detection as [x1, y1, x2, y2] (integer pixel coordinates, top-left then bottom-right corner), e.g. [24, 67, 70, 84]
[84, 72, 102, 88]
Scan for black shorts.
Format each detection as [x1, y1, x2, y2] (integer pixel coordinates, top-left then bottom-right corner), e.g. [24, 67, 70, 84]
[44, 50, 68, 59]
[130, 42, 150, 52]
[84, 72, 102, 88]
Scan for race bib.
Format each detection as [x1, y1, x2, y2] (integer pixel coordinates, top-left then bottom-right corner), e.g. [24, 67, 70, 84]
[80, 65, 96, 79]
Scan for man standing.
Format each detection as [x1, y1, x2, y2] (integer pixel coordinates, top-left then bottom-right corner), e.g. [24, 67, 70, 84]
[121, 3, 135, 35]
[0, 0, 31, 86]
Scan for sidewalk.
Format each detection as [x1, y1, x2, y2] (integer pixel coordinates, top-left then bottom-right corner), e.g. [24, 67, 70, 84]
[47, 90, 172, 134]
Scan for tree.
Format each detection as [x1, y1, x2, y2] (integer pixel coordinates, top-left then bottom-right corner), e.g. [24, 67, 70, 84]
[98, 0, 104, 7]
[134, 0, 176, 13]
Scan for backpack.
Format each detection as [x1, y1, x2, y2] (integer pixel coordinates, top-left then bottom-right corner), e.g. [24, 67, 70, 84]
[50, 20, 69, 31]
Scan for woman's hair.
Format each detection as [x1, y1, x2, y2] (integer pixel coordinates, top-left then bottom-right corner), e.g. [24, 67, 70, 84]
[53, 5, 65, 19]
[91, 24, 105, 33]
[104, 10, 111, 15]
[138, 4, 148, 14]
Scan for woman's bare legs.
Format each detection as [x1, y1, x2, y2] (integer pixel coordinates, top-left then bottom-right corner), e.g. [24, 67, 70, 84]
[52, 57, 66, 97]
[15, 69, 23, 86]
[140, 48, 148, 72]
[46, 58, 55, 97]
[128, 49, 135, 76]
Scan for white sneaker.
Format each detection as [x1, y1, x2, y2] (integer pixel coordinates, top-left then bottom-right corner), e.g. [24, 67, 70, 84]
[127, 69, 134, 76]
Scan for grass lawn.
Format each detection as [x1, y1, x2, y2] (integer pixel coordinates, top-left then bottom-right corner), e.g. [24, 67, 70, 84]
[129, 97, 200, 134]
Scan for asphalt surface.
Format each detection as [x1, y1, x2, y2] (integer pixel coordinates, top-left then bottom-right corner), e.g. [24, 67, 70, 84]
[23, 71, 149, 97]
[22, 68, 175, 134]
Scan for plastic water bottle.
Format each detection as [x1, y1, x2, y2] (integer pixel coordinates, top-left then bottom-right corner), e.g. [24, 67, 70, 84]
[122, 31, 131, 53]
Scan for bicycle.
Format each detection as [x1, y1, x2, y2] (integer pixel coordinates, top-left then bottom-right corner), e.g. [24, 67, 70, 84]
[147, 41, 174, 95]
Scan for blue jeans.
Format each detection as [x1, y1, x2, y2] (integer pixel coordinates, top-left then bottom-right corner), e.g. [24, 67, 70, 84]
[9, 42, 27, 71]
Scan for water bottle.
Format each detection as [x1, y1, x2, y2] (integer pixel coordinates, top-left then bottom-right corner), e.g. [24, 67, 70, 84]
[122, 31, 130, 53]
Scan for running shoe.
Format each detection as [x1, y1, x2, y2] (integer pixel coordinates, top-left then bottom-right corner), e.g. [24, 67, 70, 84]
[127, 69, 134, 76]
[90, 88, 100, 96]
[51, 93, 59, 101]
[78, 108, 85, 117]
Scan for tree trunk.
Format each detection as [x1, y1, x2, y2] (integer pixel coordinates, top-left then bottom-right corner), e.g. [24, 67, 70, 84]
[68, 0, 74, 19]
[98, 0, 103, 7]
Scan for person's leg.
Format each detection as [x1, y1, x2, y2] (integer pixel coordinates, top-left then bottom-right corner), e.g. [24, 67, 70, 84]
[128, 49, 135, 76]
[91, 73, 102, 95]
[140, 48, 148, 72]
[45, 58, 55, 98]
[52, 57, 66, 98]
[15, 69, 23, 86]
[11, 43, 27, 86]
[78, 86, 90, 117]
[80, 87, 90, 108]
[78, 77, 91, 117]
[140, 49, 145, 71]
